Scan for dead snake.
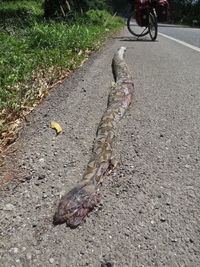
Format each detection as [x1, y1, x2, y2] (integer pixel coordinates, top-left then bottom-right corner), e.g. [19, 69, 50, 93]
[53, 47, 134, 227]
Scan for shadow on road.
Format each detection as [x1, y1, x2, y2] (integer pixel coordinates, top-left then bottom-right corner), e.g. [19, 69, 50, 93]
[113, 36, 158, 42]
[158, 24, 189, 28]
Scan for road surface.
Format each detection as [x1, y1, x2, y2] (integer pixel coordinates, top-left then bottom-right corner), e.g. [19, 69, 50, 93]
[158, 24, 200, 48]
[0, 26, 199, 267]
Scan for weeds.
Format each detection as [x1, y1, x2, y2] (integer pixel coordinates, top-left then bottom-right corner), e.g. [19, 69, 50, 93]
[0, 1, 123, 148]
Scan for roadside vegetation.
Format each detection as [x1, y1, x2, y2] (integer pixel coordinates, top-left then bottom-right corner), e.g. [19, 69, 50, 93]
[0, 0, 123, 148]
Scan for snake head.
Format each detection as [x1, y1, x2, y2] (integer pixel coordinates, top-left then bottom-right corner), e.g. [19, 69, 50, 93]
[53, 182, 99, 228]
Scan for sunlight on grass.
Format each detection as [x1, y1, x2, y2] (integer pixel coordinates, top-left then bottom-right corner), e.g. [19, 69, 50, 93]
[0, 1, 123, 148]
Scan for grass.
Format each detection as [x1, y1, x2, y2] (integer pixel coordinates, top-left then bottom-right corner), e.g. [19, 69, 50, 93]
[0, 1, 123, 148]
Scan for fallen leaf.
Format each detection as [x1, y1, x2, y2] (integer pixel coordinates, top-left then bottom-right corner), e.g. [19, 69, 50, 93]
[50, 121, 62, 134]
[111, 81, 116, 86]
[78, 50, 83, 56]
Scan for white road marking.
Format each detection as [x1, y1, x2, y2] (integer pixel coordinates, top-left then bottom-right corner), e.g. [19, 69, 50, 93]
[158, 32, 200, 53]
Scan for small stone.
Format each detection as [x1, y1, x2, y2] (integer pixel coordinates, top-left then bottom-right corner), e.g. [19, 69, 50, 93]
[25, 175, 32, 182]
[9, 247, 19, 253]
[86, 239, 93, 243]
[115, 191, 119, 197]
[160, 217, 166, 222]
[49, 258, 55, 264]
[80, 249, 85, 255]
[57, 191, 65, 197]
[42, 193, 48, 199]
[4, 204, 15, 211]
[101, 262, 114, 267]
[26, 252, 32, 260]
[32, 222, 37, 227]
[38, 174, 46, 180]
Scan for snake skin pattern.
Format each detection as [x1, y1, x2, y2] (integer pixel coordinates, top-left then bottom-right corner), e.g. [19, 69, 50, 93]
[53, 47, 134, 227]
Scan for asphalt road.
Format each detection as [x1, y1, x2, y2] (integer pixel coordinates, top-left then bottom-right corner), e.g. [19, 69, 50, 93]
[158, 24, 200, 48]
[0, 26, 200, 266]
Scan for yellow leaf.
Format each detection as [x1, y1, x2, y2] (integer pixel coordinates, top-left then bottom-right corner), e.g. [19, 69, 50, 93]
[111, 81, 116, 86]
[50, 121, 62, 134]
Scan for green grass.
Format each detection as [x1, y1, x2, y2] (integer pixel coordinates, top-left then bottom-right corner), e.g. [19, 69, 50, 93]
[0, 1, 123, 145]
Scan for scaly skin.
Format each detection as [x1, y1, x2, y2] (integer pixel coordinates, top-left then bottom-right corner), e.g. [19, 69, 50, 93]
[53, 47, 134, 227]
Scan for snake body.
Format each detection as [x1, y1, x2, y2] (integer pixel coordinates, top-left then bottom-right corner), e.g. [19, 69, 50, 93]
[53, 47, 134, 227]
